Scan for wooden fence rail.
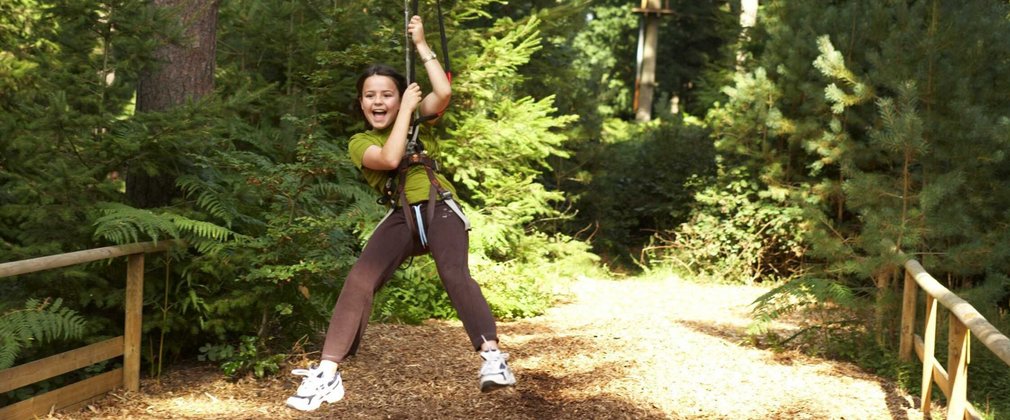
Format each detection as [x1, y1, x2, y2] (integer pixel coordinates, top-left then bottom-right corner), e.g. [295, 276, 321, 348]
[899, 259, 1010, 420]
[0, 241, 179, 419]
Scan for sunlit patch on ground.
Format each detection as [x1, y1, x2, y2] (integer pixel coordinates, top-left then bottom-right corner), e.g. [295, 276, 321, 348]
[143, 392, 272, 417]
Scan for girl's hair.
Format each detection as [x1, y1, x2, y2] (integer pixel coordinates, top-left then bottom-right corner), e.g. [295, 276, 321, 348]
[353, 64, 407, 128]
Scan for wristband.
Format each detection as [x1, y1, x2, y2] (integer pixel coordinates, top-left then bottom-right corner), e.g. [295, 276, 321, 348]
[421, 51, 437, 64]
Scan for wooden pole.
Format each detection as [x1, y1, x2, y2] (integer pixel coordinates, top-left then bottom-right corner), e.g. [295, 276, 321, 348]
[920, 295, 937, 411]
[635, 0, 661, 122]
[0, 241, 174, 278]
[124, 254, 144, 392]
[899, 270, 917, 361]
[737, 0, 758, 69]
[947, 319, 969, 419]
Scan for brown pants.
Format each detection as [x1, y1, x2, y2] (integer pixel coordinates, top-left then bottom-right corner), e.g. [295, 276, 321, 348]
[320, 200, 498, 363]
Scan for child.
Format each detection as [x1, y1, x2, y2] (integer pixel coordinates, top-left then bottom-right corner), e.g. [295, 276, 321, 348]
[285, 15, 516, 412]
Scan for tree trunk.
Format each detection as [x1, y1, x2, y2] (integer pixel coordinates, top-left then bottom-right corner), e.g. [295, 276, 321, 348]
[127, 0, 218, 208]
[635, 0, 662, 122]
[740, 0, 758, 28]
[736, 0, 758, 69]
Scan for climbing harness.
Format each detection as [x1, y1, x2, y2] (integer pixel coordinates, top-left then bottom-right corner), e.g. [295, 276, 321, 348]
[376, 0, 469, 247]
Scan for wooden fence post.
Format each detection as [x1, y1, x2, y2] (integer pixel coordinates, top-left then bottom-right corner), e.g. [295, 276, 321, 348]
[947, 318, 970, 420]
[920, 294, 937, 411]
[124, 254, 144, 392]
[900, 269, 917, 361]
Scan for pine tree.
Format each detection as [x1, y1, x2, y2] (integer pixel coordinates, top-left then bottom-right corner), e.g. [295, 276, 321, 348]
[128, 0, 219, 208]
[723, 0, 1010, 349]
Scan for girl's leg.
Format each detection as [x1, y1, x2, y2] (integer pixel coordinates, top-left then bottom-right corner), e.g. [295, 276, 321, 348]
[320, 211, 417, 363]
[425, 202, 498, 351]
[426, 201, 516, 392]
[287, 211, 420, 411]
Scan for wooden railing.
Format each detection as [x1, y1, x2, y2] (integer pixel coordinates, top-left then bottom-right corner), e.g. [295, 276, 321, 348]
[0, 241, 179, 419]
[900, 259, 1010, 420]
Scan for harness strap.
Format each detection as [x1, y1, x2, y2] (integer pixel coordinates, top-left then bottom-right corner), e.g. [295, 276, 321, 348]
[418, 155, 443, 226]
[387, 152, 471, 248]
[396, 165, 416, 237]
[443, 195, 471, 230]
[435, 0, 452, 84]
[416, 156, 470, 232]
[412, 204, 428, 247]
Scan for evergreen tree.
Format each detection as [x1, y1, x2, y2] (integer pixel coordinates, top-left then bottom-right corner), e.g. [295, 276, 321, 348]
[707, 0, 1010, 354]
[128, 0, 219, 209]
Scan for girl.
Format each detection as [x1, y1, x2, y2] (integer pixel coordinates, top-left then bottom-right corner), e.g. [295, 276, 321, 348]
[285, 15, 515, 412]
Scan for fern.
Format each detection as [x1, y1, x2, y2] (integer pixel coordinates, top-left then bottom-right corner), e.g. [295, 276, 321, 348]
[0, 298, 87, 369]
[93, 202, 179, 243]
[178, 174, 236, 226]
[92, 202, 235, 249]
[750, 276, 857, 334]
[169, 215, 231, 242]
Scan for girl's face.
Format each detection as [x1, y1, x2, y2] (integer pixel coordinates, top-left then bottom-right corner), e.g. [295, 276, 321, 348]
[359, 75, 401, 130]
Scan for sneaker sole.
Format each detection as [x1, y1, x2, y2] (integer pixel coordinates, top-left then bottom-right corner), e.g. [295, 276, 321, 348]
[480, 379, 515, 393]
[325, 385, 345, 403]
[286, 384, 345, 411]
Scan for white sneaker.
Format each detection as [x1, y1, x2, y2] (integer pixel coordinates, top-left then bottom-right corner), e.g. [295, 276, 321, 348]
[285, 364, 344, 411]
[478, 349, 516, 392]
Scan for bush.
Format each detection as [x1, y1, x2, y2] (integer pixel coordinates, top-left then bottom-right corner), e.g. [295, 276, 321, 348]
[577, 117, 716, 267]
[645, 168, 805, 284]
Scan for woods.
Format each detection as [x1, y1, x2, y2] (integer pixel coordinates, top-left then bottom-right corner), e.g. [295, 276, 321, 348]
[3, 0, 1010, 416]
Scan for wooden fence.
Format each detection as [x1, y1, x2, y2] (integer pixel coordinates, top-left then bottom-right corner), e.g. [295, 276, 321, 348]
[900, 259, 1010, 420]
[0, 241, 178, 419]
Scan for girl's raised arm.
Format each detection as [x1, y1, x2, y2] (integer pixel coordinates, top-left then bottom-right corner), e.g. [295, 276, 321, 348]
[408, 15, 450, 119]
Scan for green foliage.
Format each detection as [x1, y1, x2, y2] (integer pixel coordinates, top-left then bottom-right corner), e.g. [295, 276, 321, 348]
[749, 276, 857, 335]
[431, 8, 598, 318]
[373, 257, 456, 324]
[535, 1, 737, 272]
[199, 335, 286, 378]
[577, 117, 715, 265]
[0, 0, 722, 383]
[142, 116, 376, 363]
[685, 0, 1010, 325]
[649, 168, 805, 284]
[679, 1, 1010, 413]
[0, 298, 87, 369]
[472, 229, 599, 319]
[536, 2, 634, 127]
[642, 64, 804, 281]
[93, 202, 233, 251]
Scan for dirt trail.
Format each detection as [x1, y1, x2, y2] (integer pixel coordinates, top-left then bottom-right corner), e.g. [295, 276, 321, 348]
[50, 276, 923, 419]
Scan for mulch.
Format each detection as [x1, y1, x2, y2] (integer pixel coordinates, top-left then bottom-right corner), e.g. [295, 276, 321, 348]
[46, 276, 926, 419]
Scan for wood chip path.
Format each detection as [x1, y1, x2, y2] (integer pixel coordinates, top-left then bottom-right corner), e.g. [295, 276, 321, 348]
[48, 276, 924, 419]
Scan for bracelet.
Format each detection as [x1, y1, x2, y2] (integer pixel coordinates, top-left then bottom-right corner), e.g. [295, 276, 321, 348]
[421, 51, 437, 64]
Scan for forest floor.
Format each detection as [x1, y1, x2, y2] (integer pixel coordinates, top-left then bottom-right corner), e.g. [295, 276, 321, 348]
[49, 275, 928, 419]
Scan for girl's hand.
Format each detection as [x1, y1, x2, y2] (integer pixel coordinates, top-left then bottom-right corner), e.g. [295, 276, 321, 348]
[408, 15, 427, 47]
[401, 83, 423, 114]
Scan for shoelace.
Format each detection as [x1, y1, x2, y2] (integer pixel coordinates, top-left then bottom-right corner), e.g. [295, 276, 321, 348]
[290, 367, 318, 377]
[291, 366, 327, 390]
[479, 352, 509, 375]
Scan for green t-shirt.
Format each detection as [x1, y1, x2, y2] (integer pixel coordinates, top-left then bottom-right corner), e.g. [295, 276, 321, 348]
[348, 126, 457, 205]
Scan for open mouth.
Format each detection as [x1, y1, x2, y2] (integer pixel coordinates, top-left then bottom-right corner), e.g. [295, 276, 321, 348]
[370, 109, 388, 123]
